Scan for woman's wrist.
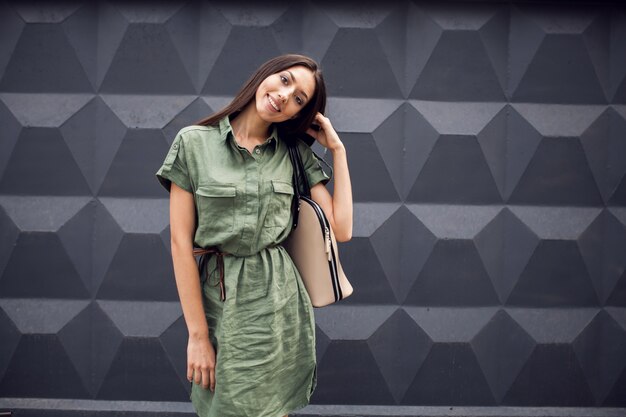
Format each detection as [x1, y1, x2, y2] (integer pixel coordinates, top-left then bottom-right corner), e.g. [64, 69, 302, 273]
[188, 327, 209, 340]
[329, 141, 345, 154]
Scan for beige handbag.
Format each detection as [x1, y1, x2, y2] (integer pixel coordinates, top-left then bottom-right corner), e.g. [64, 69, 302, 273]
[282, 141, 353, 307]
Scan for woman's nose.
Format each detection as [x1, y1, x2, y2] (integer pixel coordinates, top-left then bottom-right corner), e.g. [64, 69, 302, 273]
[278, 86, 295, 103]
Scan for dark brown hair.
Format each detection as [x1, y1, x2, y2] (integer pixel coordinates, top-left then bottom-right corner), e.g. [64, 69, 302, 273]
[193, 54, 326, 142]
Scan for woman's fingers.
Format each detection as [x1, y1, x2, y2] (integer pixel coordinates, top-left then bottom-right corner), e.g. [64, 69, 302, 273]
[189, 367, 215, 391]
[209, 368, 216, 392]
[315, 112, 330, 126]
[187, 364, 194, 382]
[202, 366, 210, 390]
[306, 127, 318, 138]
[194, 366, 202, 385]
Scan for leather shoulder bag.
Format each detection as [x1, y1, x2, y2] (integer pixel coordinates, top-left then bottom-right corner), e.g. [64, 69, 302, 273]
[282, 140, 353, 307]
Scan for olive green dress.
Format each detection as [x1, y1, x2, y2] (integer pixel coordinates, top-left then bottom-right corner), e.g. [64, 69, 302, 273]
[155, 115, 331, 417]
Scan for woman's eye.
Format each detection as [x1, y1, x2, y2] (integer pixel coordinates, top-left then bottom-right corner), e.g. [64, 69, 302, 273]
[281, 75, 288, 84]
[296, 97, 303, 105]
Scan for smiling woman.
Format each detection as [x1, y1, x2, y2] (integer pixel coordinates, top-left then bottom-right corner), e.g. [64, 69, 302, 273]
[155, 54, 353, 417]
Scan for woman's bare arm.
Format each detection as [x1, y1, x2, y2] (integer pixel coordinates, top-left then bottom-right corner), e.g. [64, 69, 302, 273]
[307, 113, 353, 242]
[310, 144, 352, 242]
[170, 182, 216, 391]
[170, 182, 205, 337]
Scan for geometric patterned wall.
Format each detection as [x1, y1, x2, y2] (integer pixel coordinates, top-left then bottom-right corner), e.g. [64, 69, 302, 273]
[0, 1, 625, 415]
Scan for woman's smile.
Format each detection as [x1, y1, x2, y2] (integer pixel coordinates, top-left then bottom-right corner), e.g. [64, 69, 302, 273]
[267, 94, 281, 112]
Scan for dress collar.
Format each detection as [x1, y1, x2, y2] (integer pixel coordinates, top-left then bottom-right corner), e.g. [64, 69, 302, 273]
[219, 114, 279, 148]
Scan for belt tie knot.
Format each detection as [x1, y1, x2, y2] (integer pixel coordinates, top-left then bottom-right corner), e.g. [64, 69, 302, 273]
[193, 246, 229, 301]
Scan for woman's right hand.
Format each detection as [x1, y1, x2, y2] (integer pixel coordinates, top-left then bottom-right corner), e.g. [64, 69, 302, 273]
[187, 334, 216, 391]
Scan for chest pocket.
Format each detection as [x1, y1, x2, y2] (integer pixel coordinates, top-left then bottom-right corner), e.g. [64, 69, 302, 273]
[195, 183, 237, 238]
[264, 179, 294, 229]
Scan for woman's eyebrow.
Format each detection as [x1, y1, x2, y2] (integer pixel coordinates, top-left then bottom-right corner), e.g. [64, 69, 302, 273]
[287, 70, 309, 101]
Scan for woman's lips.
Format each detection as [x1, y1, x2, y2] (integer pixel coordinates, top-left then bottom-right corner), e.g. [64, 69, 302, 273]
[267, 94, 280, 112]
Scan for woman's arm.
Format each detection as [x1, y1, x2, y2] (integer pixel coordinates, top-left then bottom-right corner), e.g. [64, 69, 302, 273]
[307, 113, 353, 242]
[170, 183, 216, 391]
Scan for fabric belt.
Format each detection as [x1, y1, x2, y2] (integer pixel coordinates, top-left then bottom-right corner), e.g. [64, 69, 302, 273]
[192, 243, 283, 302]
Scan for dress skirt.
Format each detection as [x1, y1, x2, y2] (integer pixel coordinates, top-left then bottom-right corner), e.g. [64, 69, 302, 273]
[190, 244, 317, 417]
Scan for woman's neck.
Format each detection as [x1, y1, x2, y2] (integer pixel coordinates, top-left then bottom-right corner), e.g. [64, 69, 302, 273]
[230, 102, 272, 144]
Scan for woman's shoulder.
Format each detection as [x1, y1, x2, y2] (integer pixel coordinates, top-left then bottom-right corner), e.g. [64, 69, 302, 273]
[176, 124, 218, 137]
[174, 124, 221, 146]
[293, 135, 313, 153]
[295, 137, 324, 163]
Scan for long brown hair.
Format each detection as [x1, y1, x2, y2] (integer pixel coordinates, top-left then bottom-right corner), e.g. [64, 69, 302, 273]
[193, 54, 326, 143]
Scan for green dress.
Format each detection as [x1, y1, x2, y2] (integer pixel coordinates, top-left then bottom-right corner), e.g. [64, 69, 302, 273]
[155, 115, 332, 417]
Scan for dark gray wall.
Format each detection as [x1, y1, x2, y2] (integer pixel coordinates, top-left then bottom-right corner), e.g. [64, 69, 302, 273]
[0, 0, 625, 416]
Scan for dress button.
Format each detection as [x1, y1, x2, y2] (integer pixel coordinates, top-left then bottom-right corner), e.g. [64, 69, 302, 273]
[255, 148, 261, 155]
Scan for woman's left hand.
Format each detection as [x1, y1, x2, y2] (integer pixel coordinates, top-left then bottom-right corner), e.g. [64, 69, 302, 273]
[306, 112, 344, 152]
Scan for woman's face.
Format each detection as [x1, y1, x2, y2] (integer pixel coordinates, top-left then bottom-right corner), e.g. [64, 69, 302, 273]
[254, 65, 316, 123]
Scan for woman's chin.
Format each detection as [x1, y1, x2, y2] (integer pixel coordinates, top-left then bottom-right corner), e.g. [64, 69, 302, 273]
[257, 107, 288, 124]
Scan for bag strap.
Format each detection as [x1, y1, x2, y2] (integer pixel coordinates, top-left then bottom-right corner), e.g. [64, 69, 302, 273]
[288, 138, 331, 228]
[289, 138, 315, 226]
[288, 142, 302, 228]
[294, 144, 311, 197]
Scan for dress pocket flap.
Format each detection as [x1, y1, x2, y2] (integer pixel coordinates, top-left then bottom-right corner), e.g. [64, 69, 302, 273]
[271, 180, 294, 195]
[195, 184, 236, 197]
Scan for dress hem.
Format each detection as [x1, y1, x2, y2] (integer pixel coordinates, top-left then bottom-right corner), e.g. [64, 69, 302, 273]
[189, 390, 314, 417]
[276, 398, 311, 417]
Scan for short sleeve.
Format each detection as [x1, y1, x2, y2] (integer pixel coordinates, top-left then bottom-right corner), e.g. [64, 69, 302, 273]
[155, 131, 193, 193]
[297, 140, 332, 188]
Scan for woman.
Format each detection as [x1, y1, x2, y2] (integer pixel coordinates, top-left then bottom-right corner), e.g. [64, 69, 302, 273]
[155, 54, 353, 416]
